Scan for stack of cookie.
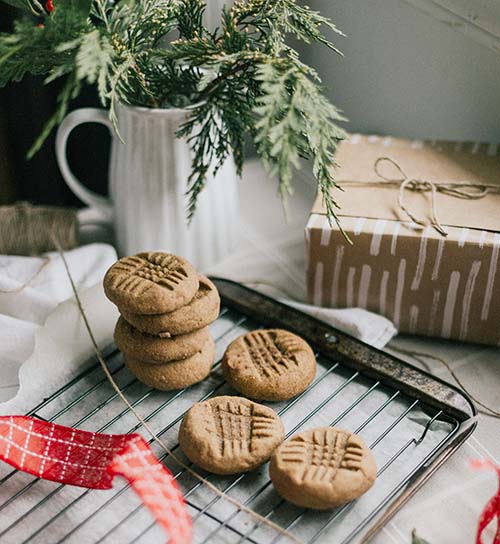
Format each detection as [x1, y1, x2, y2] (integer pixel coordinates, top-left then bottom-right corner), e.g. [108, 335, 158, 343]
[103, 252, 220, 390]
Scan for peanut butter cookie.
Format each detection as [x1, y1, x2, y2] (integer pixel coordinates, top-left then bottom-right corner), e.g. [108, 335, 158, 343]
[269, 428, 377, 509]
[179, 396, 284, 475]
[222, 329, 316, 401]
[120, 276, 220, 337]
[114, 317, 210, 364]
[104, 252, 198, 314]
[124, 337, 215, 390]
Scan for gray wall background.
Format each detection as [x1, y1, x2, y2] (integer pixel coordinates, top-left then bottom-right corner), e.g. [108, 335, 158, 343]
[207, 1, 500, 142]
[299, 0, 500, 141]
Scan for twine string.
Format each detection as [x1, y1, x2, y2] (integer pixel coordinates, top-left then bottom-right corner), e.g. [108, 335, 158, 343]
[344, 157, 500, 237]
[0, 256, 50, 294]
[388, 344, 500, 420]
[373, 158, 448, 236]
[0, 203, 79, 294]
[53, 236, 301, 544]
[0, 202, 78, 256]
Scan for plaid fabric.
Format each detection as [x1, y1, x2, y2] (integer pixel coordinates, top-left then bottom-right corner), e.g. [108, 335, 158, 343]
[0, 415, 191, 543]
[472, 459, 500, 544]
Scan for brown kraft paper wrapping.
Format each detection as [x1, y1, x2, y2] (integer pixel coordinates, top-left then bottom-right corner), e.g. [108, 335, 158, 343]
[305, 134, 500, 346]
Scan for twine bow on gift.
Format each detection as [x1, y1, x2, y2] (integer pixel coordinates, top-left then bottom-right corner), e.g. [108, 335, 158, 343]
[347, 157, 500, 237]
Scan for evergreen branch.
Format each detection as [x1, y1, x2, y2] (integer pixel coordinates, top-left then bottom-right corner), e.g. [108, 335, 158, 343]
[0, 3, 90, 87]
[107, 52, 135, 130]
[230, 0, 343, 55]
[253, 59, 347, 231]
[56, 29, 114, 104]
[27, 74, 80, 158]
[177, 100, 223, 220]
[74, 30, 113, 104]
[2, 0, 44, 15]
[0, 0, 348, 229]
[175, 0, 206, 40]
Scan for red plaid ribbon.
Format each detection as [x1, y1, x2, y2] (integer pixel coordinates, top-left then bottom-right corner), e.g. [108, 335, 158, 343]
[0, 416, 192, 543]
[472, 459, 500, 544]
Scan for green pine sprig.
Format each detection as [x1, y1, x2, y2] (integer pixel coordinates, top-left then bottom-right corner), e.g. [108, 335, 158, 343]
[253, 59, 346, 227]
[0, 0, 347, 228]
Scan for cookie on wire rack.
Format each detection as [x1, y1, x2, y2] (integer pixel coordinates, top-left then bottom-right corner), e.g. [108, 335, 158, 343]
[269, 428, 377, 509]
[114, 317, 210, 364]
[123, 336, 215, 390]
[119, 275, 220, 337]
[104, 252, 199, 314]
[222, 329, 317, 401]
[179, 396, 285, 475]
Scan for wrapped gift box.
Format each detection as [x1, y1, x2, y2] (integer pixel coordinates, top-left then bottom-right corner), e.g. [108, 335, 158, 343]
[305, 134, 500, 345]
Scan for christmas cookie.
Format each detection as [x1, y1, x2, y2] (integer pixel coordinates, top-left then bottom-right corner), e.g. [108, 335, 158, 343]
[269, 428, 377, 509]
[124, 336, 215, 390]
[120, 276, 220, 337]
[114, 317, 210, 364]
[179, 396, 285, 475]
[222, 329, 316, 401]
[104, 252, 199, 314]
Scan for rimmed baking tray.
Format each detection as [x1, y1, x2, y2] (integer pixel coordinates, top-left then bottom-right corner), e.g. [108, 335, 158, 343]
[0, 279, 476, 543]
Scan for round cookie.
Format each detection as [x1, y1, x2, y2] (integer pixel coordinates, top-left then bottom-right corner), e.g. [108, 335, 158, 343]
[179, 396, 285, 475]
[124, 337, 215, 390]
[114, 317, 210, 363]
[269, 428, 377, 509]
[222, 329, 316, 401]
[104, 252, 199, 314]
[120, 276, 220, 337]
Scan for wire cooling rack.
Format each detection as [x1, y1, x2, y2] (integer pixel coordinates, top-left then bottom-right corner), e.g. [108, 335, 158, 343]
[0, 279, 475, 544]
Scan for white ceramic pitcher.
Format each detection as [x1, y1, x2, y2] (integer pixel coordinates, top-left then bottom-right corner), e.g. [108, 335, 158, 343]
[56, 102, 239, 269]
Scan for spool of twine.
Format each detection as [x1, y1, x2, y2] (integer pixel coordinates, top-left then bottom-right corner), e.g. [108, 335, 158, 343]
[0, 202, 78, 256]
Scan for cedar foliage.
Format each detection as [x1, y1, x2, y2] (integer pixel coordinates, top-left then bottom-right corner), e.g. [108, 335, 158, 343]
[0, 0, 346, 223]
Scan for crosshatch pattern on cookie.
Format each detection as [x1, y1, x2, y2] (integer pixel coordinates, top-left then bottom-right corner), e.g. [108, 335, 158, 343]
[277, 428, 368, 484]
[222, 329, 316, 401]
[108, 253, 191, 294]
[179, 397, 284, 474]
[193, 277, 215, 300]
[207, 398, 280, 457]
[241, 330, 305, 378]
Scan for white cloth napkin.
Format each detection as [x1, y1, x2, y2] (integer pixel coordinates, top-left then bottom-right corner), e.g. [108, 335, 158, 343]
[281, 299, 396, 348]
[0, 244, 119, 409]
[0, 243, 116, 324]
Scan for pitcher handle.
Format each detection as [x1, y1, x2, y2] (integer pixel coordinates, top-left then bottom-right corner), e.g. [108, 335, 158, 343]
[56, 108, 114, 222]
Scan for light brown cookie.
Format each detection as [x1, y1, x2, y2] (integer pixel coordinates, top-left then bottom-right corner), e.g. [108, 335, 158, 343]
[124, 336, 215, 390]
[269, 428, 377, 509]
[221, 329, 316, 401]
[104, 252, 199, 314]
[120, 276, 220, 337]
[179, 396, 285, 475]
[114, 317, 210, 364]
